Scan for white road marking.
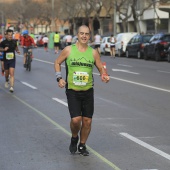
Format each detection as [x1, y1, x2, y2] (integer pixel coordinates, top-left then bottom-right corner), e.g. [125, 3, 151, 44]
[112, 69, 139, 75]
[21, 82, 37, 89]
[120, 132, 170, 161]
[157, 70, 170, 74]
[141, 169, 158, 170]
[52, 98, 68, 107]
[117, 64, 132, 67]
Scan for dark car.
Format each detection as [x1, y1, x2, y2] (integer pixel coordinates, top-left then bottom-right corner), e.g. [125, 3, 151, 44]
[126, 34, 153, 59]
[167, 46, 170, 63]
[143, 33, 170, 61]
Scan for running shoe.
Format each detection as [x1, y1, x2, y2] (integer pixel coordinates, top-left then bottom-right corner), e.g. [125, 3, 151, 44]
[9, 87, 14, 93]
[5, 81, 9, 88]
[78, 144, 89, 156]
[69, 136, 79, 154]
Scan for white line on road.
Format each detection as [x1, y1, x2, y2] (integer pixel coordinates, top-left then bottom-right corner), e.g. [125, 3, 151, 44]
[112, 69, 139, 75]
[120, 132, 170, 161]
[157, 70, 170, 74]
[21, 82, 37, 89]
[52, 98, 68, 107]
[117, 64, 132, 67]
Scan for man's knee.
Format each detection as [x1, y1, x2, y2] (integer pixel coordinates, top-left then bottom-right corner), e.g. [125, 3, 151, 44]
[82, 117, 92, 128]
[71, 117, 81, 127]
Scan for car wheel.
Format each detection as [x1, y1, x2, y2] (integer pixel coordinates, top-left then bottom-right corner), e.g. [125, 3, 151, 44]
[137, 51, 141, 59]
[155, 50, 160, 62]
[118, 49, 121, 57]
[144, 50, 148, 60]
[103, 48, 106, 55]
[126, 50, 129, 58]
[168, 53, 170, 63]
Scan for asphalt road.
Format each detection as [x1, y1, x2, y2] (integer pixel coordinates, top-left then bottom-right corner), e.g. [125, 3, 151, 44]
[0, 47, 170, 170]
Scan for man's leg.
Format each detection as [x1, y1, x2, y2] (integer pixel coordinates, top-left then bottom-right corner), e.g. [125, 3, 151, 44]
[78, 117, 92, 156]
[23, 53, 27, 65]
[9, 67, 15, 88]
[69, 116, 81, 154]
[80, 117, 92, 144]
[70, 116, 82, 137]
[4, 69, 9, 88]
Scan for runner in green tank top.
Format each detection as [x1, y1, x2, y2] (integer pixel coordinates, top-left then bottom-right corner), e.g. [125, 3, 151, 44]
[54, 25, 110, 156]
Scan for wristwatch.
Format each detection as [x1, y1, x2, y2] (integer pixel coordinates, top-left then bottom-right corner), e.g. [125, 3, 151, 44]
[56, 77, 62, 82]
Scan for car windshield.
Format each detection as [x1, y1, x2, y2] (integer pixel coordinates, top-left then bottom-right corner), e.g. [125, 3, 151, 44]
[161, 35, 170, 42]
[143, 35, 153, 43]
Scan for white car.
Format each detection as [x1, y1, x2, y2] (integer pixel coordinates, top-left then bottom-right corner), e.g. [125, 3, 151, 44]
[115, 32, 137, 57]
[100, 37, 111, 55]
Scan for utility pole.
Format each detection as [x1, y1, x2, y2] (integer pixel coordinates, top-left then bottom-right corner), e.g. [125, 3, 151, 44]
[113, 0, 117, 36]
[51, 0, 55, 32]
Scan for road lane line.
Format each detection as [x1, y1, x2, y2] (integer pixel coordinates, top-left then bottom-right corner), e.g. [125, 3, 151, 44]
[117, 64, 132, 67]
[157, 70, 170, 74]
[120, 133, 170, 161]
[21, 81, 37, 89]
[0, 89, 120, 170]
[112, 69, 139, 75]
[16, 55, 170, 93]
[52, 98, 68, 107]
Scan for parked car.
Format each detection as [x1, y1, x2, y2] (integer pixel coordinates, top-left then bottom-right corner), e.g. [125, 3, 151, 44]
[126, 34, 153, 59]
[166, 46, 170, 63]
[115, 32, 138, 57]
[144, 33, 170, 61]
[100, 36, 112, 55]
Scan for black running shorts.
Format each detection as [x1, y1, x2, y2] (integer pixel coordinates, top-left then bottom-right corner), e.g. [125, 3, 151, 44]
[4, 59, 16, 70]
[66, 88, 94, 118]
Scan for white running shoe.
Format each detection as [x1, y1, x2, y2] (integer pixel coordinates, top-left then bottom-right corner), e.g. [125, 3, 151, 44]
[5, 82, 9, 88]
[9, 87, 14, 93]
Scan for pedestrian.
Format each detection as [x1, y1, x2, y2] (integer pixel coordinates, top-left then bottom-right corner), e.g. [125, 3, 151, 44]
[94, 32, 102, 55]
[54, 31, 60, 54]
[65, 34, 72, 46]
[110, 34, 116, 58]
[0, 29, 20, 93]
[42, 35, 49, 52]
[54, 25, 110, 156]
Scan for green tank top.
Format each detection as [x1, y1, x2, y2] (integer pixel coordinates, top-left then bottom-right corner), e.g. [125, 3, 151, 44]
[54, 33, 60, 42]
[66, 44, 95, 91]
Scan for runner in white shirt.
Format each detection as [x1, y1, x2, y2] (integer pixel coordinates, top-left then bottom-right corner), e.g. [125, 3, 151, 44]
[94, 33, 101, 54]
[110, 34, 116, 58]
[65, 35, 72, 46]
[42, 35, 49, 52]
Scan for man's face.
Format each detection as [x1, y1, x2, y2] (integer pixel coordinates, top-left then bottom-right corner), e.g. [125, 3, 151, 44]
[23, 34, 28, 38]
[7, 32, 13, 41]
[77, 27, 90, 44]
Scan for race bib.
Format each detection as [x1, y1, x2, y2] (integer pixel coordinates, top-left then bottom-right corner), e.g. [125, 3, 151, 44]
[73, 72, 89, 86]
[6, 52, 14, 60]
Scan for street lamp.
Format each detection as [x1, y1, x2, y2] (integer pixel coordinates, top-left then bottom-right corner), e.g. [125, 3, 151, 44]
[0, 11, 4, 36]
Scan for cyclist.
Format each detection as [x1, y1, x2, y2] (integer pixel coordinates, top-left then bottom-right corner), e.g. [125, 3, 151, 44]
[21, 30, 37, 68]
[0, 29, 20, 93]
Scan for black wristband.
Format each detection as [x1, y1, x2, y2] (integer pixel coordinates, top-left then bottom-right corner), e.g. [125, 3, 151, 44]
[56, 77, 62, 82]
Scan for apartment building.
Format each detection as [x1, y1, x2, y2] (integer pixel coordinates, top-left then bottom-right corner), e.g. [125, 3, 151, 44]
[116, 0, 170, 34]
